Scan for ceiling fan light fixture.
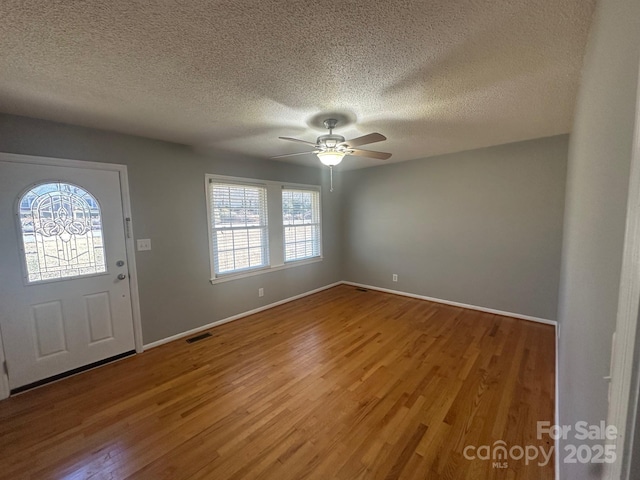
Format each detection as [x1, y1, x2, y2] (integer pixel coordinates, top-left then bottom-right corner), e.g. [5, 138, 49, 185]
[317, 150, 345, 166]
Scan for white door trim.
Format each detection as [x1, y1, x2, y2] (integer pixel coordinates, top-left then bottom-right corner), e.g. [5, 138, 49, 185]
[604, 62, 640, 480]
[0, 152, 144, 400]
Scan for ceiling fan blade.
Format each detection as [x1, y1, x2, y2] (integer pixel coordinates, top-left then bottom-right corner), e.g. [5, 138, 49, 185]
[348, 148, 392, 160]
[270, 151, 316, 159]
[341, 132, 386, 148]
[279, 136, 318, 147]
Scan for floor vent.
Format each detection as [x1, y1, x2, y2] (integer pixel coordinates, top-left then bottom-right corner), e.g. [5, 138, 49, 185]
[186, 332, 212, 344]
[356, 288, 369, 292]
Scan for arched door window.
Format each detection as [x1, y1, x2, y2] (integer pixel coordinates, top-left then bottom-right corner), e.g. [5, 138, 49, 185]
[18, 182, 106, 283]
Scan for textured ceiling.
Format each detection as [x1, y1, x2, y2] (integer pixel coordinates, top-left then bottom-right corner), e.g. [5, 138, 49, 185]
[0, 0, 595, 169]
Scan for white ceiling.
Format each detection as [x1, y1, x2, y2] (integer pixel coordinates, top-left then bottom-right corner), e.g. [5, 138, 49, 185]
[0, 1, 595, 170]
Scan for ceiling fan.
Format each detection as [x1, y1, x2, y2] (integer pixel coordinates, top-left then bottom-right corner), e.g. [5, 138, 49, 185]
[273, 118, 391, 165]
[272, 119, 391, 191]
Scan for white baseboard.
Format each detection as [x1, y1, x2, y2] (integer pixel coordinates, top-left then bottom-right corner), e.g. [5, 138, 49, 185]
[145, 279, 557, 351]
[342, 281, 557, 326]
[143, 282, 343, 350]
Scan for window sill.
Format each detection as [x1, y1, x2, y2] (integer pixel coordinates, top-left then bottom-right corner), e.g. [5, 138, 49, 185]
[209, 257, 323, 285]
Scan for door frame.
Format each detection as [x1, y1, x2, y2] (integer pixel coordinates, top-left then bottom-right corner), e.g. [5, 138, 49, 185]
[0, 152, 144, 400]
[604, 62, 640, 479]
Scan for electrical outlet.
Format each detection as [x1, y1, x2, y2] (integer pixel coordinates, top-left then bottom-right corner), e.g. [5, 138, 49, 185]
[258, 287, 264, 297]
[137, 239, 151, 251]
[392, 274, 398, 282]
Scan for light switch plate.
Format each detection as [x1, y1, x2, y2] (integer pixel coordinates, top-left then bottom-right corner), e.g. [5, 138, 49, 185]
[137, 238, 151, 251]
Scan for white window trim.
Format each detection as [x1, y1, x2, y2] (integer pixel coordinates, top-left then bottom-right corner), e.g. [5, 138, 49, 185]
[205, 174, 323, 285]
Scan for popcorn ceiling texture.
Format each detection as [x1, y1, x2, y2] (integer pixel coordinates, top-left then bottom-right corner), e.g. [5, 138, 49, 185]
[0, 0, 595, 169]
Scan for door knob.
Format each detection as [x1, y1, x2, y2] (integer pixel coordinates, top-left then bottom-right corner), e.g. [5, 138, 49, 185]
[117, 273, 127, 280]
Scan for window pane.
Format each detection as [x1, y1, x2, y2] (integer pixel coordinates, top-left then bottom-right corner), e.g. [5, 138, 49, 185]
[216, 231, 233, 252]
[19, 182, 106, 283]
[234, 248, 250, 270]
[282, 189, 321, 262]
[233, 230, 249, 249]
[217, 251, 235, 273]
[248, 229, 262, 247]
[249, 247, 264, 267]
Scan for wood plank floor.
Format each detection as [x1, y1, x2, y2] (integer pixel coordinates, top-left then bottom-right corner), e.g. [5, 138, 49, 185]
[0, 285, 555, 479]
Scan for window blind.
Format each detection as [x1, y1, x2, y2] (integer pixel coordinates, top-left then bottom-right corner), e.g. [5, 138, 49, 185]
[209, 180, 269, 275]
[282, 188, 321, 262]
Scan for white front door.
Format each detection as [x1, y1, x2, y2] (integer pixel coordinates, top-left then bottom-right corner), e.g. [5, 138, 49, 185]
[0, 160, 136, 392]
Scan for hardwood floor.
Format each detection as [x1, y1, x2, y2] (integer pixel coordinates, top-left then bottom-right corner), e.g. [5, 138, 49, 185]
[0, 285, 555, 479]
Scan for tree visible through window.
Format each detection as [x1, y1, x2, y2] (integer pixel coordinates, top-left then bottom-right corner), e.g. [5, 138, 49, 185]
[19, 182, 106, 283]
[282, 188, 321, 262]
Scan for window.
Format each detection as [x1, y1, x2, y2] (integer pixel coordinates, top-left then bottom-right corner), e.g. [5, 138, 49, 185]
[282, 188, 321, 262]
[208, 180, 269, 276]
[206, 175, 323, 283]
[18, 182, 106, 283]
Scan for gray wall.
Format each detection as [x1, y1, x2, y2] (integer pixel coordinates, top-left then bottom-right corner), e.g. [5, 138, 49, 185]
[341, 135, 568, 321]
[0, 111, 569, 348]
[0, 114, 343, 344]
[557, 0, 640, 477]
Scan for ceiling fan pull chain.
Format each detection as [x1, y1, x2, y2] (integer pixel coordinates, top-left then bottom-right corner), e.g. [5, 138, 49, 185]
[330, 165, 334, 192]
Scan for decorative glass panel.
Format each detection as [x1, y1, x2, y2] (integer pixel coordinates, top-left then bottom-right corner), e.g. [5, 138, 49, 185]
[19, 182, 106, 283]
